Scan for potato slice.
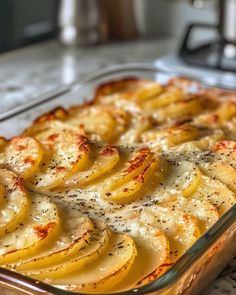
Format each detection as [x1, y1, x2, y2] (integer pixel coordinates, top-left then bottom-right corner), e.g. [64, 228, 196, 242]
[212, 140, 236, 165]
[101, 147, 153, 194]
[202, 162, 236, 193]
[0, 194, 59, 264]
[22, 221, 110, 279]
[28, 131, 90, 191]
[0, 184, 5, 207]
[53, 233, 136, 293]
[24, 119, 80, 138]
[141, 124, 199, 149]
[0, 169, 29, 237]
[14, 210, 93, 271]
[140, 88, 184, 110]
[130, 81, 163, 101]
[0, 137, 7, 150]
[161, 196, 219, 233]
[198, 141, 236, 194]
[108, 211, 169, 289]
[153, 97, 206, 123]
[194, 102, 236, 128]
[175, 129, 225, 152]
[152, 160, 202, 200]
[96, 79, 162, 98]
[67, 106, 122, 142]
[0, 136, 43, 179]
[64, 145, 120, 187]
[98, 85, 184, 115]
[130, 224, 170, 288]
[143, 206, 200, 262]
[197, 129, 225, 149]
[99, 80, 162, 102]
[32, 106, 130, 144]
[70, 108, 116, 142]
[103, 158, 158, 203]
[192, 174, 236, 216]
[118, 115, 152, 145]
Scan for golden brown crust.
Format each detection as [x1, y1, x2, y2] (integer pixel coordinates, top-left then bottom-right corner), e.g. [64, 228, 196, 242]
[34, 107, 68, 124]
[94, 77, 140, 100]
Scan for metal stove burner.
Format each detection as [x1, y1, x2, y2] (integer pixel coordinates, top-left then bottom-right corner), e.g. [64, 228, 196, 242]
[155, 53, 236, 90]
[179, 23, 236, 73]
[179, 0, 236, 73]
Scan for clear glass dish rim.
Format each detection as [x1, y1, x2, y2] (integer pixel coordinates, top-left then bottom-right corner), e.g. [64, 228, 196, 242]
[1, 62, 233, 122]
[1, 63, 236, 295]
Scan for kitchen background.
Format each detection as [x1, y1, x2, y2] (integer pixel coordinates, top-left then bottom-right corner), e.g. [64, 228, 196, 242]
[0, 1, 236, 294]
[0, 0, 217, 52]
[0, 0, 226, 120]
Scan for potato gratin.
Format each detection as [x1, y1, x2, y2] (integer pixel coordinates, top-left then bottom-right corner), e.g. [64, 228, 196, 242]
[0, 77, 236, 293]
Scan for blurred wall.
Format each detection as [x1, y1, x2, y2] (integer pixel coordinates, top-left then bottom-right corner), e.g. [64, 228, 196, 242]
[0, 0, 58, 53]
[135, 0, 218, 39]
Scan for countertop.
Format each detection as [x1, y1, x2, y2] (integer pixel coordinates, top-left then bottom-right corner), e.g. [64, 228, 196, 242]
[0, 39, 236, 295]
[0, 39, 176, 114]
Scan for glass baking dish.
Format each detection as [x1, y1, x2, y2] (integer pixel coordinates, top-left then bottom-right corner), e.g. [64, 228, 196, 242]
[0, 63, 236, 295]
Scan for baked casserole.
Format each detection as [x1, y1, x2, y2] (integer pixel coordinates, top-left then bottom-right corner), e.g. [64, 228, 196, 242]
[0, 76, 236, 293]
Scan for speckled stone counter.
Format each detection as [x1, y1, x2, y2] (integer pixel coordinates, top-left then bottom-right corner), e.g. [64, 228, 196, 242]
[0, 39, 236, 295]
[0, 39, 176, 114]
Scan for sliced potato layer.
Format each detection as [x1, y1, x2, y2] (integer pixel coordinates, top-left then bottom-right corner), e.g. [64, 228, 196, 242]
[152, 160, 202, 200]
[0, 136, 43, 179]
[141, 124, 200, 149]
[193, 174, 236, 216]
[67, 106, 129, 142]
[108, 210, 169, 289]
[53, 233, 137, 292]
[104, 158, 158, 203]
[100, 147, 157, 202]
[0, 194, 59, 264]
[0, 184, 4, 206]
[65, 145, 120, 187]
[140, 88, 184, 110]
[22, 221, 110, 279]
[162, 196, 219, 233]
[0, 169, 29, 237]
[101, 147, 154, 192]
[14, 210, 93, 271]
[28, 131, 90, 191]
[143, 206, 200, 262]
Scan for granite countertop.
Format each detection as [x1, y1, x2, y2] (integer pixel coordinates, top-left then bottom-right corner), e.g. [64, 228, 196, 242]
[0, 39, 176, 114]
[0, 38, 236, 295]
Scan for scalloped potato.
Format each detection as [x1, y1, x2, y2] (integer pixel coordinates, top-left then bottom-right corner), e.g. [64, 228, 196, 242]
[0, 77, 236, 293]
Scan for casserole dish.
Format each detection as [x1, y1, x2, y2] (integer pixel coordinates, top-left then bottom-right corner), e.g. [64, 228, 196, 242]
[0, 63, 236, 295]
